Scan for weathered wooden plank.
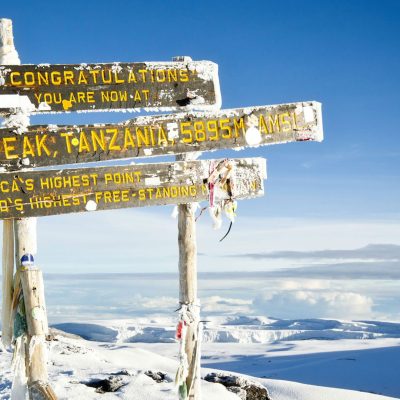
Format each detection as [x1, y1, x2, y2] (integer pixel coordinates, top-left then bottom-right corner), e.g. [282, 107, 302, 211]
[0, 158, 266, 219]
[0, 61, 221, 113]
[0, 101, 321, 170]
[20, 268, 50, 392]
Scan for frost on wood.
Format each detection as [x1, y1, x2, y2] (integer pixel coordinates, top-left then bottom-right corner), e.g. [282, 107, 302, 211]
[0, 158, 266, 219]
[0, 101, 321, 171]
[0, 19, 20, 65]
[204, 372, 270, 400]
[11, 336, 28, 400]
[1, 219, 14, 348]
[0, 19, 31, 135]
[0, 61, 221, 114]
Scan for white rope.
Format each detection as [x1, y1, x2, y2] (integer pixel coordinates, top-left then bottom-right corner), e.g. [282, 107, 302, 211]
[175, 318, 189, 389]
[175, 302, 202, 399]
[11, 335, 28, 400]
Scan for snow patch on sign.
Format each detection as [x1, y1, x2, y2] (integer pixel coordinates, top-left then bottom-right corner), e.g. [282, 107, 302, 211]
[231, 158, 266, 199]
[145, 177, 161, 186]
[74, 63, 89, 71]
[313, 101, 324, 142]
[111, 63, 122, 73]
[38, 102, 51, 111]
[0, 67, 11, 85]
[85, 200, 97, 212]
[244, 113, 262, 146]
[47, 124, 58, 132]
[188, 61, 215, 81]
[0, 94, 35, 112]
[166, 122, 179, 140]
[143, 148, 153, 156]
[158, 89, 174, 103]
[245, 127, 262, 146]
[295, 102, 323, 142]
[2, 110, 30, 134]
[303, 106, 315, 123]
[189, 95, 205, 105]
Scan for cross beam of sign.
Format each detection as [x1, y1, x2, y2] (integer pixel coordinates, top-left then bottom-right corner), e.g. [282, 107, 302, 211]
[0, 158, 266, 219]
[0, 101, 322, 170]
[0, 61, 221, 113]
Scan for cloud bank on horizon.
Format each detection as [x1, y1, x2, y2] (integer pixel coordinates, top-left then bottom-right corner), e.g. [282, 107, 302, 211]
[0, 208, 398, 274]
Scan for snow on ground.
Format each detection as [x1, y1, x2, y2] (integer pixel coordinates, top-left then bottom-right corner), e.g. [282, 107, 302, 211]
[52, 316, 400, 344]
[0, 334, 238, 400]
[1, 316, 400, 399]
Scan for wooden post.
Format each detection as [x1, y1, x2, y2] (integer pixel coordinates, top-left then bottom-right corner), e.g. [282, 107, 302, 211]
[15, 220, 57, 399]
[1, 219, 14, 348]
[19, 266, 56, 399]
[178, 203, 201, 400]
[0, 18, 56, 400]
[0, 18, 19, 351]
[177, 152, 201, 400]
[173, 52, 225, 399]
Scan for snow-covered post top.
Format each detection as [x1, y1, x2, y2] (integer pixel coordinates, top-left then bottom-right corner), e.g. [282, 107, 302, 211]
[0, 17, 36, 254]
[0, 18, 55, 399]
[0, 18, 20, 64]
[0, 18, 30, 138]
[0, 18, 21, 350]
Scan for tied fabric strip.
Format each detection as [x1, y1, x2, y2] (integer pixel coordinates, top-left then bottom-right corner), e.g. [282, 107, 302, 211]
[175, 303, 201, 400]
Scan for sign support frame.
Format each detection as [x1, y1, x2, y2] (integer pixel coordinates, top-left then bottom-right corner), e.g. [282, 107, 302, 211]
[176, 151, 202, 400]
[0, 18, 57, 400]
[174, 55, 202, 400]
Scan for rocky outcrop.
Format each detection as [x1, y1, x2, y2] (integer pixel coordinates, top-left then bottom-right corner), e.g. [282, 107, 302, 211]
[204, 372, 270, 400]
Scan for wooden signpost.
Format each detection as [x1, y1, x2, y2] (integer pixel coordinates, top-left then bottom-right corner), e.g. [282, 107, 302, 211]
[0, 158, 266, 219]
[0, 18, 57, 400]
[0, 61, 221, 113]
[0, 17, 323, 400]
[0, 101, 321, 170]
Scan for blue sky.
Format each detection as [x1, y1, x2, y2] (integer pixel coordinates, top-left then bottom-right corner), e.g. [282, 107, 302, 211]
[1, 0, 400, 274]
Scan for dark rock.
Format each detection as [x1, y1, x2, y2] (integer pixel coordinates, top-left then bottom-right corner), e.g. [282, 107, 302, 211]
[60, 343, 90, 355]
[144, 370, 171, 383]
[204, 372, 270, 400]
[244, 383, 270, 400]
[84, 376, 126, 393]
[205, 373, 242, 387]
[115, 369, 133, 376]
[227, 386, 247, 399]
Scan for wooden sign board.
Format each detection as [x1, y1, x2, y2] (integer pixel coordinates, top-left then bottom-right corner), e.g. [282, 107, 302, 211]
[0, 101, 321, 170]
[0, 61, 221, 113]
[0, 158, 266, 219]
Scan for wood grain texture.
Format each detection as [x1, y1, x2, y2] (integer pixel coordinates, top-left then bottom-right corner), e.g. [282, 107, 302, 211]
[0, 101, 321, 170]
[0, 61, 220, 113]
[20, 269, 48, 337]
[1, 18, 54, 399]
[0, 158, 266, 219]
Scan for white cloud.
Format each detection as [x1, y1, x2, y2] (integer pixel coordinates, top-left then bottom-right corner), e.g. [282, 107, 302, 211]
[202, 296, 252, 315]
[253, 290, 374, 320]
[140, 296, 177, 310]
[277, 279, 332, 290]
[1, 209, 399, 274]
